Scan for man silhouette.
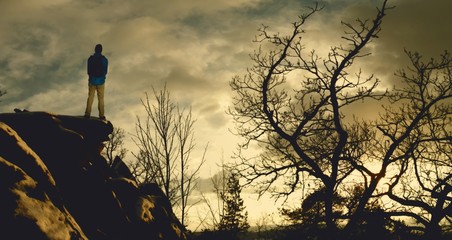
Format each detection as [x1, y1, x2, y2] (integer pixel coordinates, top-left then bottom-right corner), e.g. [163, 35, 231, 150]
[84, 43, 108, 119]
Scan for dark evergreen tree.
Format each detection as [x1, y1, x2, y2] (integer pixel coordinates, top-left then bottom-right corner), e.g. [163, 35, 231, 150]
[217, 171, 249, 239]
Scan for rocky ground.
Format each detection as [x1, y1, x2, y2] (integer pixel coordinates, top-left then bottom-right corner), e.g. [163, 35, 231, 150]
[0, 111, 188, 240]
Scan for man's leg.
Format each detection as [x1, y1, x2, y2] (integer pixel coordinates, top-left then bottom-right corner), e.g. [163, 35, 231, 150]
[97, 84, 105, 119]
[84, 83, 96, 117]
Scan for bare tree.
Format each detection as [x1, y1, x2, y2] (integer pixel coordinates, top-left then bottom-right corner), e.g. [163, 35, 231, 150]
[229, 0, 452, 238]
[103, 127, 128, 166]
[133, 86, 177, 196]
[131, 84, 207, 227]
[374, 50, 452, 239]
[229, 0, 391, 235]
[254, 213, 272, 240]
[196, 156, 227, 231]
[228, 0, 398, 237]
[176, 107, 208, 225]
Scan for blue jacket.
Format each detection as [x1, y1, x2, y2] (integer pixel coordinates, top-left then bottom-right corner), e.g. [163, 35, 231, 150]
[87, 53, 108, 85]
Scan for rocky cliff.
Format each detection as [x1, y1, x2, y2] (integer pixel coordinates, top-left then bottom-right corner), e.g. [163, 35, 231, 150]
[0, 111, 188, 240]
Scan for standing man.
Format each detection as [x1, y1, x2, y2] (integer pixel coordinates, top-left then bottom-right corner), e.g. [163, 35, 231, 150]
[85, 43, 108, 119]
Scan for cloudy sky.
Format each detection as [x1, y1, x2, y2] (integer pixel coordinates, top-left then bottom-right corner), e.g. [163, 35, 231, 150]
[1, 0, 451, 176]
[0, 0, 451, 225]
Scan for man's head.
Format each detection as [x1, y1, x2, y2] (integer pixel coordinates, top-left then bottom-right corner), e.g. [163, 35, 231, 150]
[95, 44, 103, 53]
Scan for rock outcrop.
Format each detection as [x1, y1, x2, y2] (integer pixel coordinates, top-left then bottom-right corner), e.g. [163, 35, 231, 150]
[0, 111, 188, 240]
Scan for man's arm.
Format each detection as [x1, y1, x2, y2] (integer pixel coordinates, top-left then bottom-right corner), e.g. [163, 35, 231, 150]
[103, 57, 108, 75]
[87, 56, 92, 75]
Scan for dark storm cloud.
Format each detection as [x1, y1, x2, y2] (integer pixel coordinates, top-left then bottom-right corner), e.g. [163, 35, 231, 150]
[0, 0, 449, 165]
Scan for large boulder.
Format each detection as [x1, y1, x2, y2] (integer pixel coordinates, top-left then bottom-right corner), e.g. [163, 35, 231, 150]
[0, 111, 188, 240]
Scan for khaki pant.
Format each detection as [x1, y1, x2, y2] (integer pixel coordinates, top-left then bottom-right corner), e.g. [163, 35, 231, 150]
[84, 83, 105, 118]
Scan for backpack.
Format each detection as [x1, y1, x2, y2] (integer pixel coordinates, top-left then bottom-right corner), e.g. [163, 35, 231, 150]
[89, 55, 105, 77]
